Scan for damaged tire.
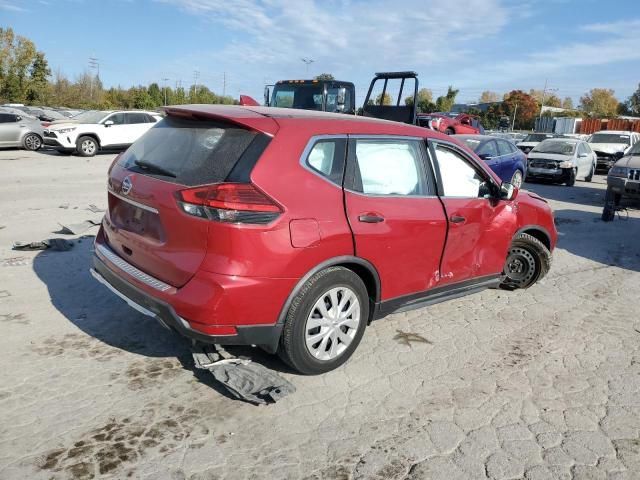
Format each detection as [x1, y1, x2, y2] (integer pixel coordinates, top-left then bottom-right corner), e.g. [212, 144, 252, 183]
[278, 267, 368, 375]
[500, 233, 551, 290]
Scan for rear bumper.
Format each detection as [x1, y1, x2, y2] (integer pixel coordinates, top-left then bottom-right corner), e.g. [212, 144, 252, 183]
[91, 252, 283, 353]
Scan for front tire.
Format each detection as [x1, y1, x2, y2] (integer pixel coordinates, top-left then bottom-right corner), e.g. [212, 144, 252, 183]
[278, 267, 369, 375]
[76, 136, 98, 157]
[584, 163, 595, 182]
[500, 233, 551, 290]
[565, 167, 576, 186]
[23, 133, 42, 151]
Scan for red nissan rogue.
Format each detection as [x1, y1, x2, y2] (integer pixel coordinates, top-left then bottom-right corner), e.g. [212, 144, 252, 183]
[91, 105, 556, 374]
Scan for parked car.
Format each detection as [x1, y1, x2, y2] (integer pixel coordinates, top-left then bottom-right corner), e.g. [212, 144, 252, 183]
[90, 105, 557, 375]
[526, 138, 597, 185]
[516, 132, 561, 154]
[602, 140, 640, 221]
[417, 112, 484, 135]
[588, 130, 640, 172]
[0, 111, 44, 151]
[455, 134, 527, 188]
[43, 110, 162, 156]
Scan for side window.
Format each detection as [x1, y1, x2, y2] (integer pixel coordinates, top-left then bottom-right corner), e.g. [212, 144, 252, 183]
[583, 142, 592, 153]
[476, 140, 498, 158]
[433, 143, 490, 198]
[0, 113, 15, 123]
[577, 143, 586, 155]
[350, 139, 431, 196]
[126, 113, 148, 124]
[304, 138, 346, 186]
[105, 113, 126, 125]
[497, 140, 512, 156]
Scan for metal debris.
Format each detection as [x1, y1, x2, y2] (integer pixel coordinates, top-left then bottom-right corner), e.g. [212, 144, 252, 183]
[12, 239, 73, 251]
[192, 344, 296, 405]
[86, 204, 106, 213]
[56, 219, 101, 235]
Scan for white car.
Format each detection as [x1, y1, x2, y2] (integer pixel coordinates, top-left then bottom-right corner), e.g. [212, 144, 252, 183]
[43, 110, 162, 157]
[516, 132, 560, 154]
[588, 130, 640, 172]
[526, 138, 597, 186]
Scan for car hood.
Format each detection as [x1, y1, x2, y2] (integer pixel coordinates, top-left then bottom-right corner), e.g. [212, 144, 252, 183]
[615, 154, 640, 168]
[590, 143, 627, 154]
[526, 152, 573, 161]
[47, 122, 82, 130]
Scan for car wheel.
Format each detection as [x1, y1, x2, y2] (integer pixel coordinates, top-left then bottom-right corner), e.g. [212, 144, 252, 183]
[601, 187, 620, 222]
[278, 266, 369, 375]
[445, 127, 455, 135]
[584, 163, 595, 182]
[76, 136, 98, 157]
[500, 233, 551, 290]
[511, 169, 523, 189]
[565, 167, 576, 186]
[23, 133, 42, 151]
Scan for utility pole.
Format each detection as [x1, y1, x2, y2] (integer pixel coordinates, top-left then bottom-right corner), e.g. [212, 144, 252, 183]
[88, 57, 99, 99]
[193, 70, 200, 99]
[539, 78, 558, 120]
[162, 77, 169, 105]
[511, 103, 518, 131]
[301, 58, 314, 76]
[223, 72, 227, 97]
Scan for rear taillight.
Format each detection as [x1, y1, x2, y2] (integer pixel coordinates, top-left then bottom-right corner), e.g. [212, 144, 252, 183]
[176, 183, 282, 224]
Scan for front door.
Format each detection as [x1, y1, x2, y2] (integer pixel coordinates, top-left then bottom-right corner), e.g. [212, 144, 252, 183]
[343, 136, 447, 301]
[429, 140, 516, 285]
[99, 112, 130, 147]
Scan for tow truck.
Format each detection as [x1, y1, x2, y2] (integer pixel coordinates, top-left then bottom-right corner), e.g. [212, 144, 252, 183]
[261, 79, 356, 114]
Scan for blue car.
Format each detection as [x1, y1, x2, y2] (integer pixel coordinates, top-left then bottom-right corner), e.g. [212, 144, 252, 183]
[455, 134, 527, 188]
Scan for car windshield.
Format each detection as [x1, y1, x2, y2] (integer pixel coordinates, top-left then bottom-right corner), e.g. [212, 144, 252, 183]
[627, 142, 640, 155]
[270, 84, 324, 110]
[589, 133, 630, 145]
[523, 133, 553, 142]
[531, 140, 576, 155]
[460, 138, 481, 151]
[71, 110, 109, 123]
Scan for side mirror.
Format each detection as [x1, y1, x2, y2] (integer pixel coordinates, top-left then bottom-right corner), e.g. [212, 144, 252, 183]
[104, 120, 114, 127]
[337, 87, 346, 106]
[614, 151, 624, 160]
[578, 152, 589, 158]
[500, 182, 518, 201]
[16, 115, 22, 121]
[264, 86, 271, 106]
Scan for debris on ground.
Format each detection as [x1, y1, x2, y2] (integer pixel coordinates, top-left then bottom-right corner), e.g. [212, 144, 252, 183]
[12, 238, 74, 251]
[192, 344, 296, 405]
[86, 204, 105, 213]
[56, 219, 101, 235]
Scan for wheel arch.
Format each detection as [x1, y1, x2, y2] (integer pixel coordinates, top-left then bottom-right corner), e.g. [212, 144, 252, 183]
[276, 256, 381, 325]
[514, 225, 551, 251]
[77, 132, 101, 147]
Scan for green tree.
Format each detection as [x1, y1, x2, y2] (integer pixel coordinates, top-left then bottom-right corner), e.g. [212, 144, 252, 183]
[314, 73, 335, 81]
[435, 86, 459, 112]
[25, 51, 51, 103]
[405, 88, 435, 113]
[147, 82, 163, 106]
[626, 83, 640, 115]
[580, 88, 620, 117]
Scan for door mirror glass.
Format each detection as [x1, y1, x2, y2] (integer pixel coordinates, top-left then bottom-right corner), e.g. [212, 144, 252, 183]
[104, 120, 114, 126]
[500, 182, 518, 201]
[264, 85, 271, 106]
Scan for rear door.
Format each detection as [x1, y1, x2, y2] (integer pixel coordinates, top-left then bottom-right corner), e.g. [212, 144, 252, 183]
[105, 116, 264, 287]
[430, 140, 514, 285]
[496, 139, 516, 180]
[343, 136, 447, 300]
[0, 114, 19, 145]
[99, 112, 128, 146]
[125, 112, 155, 144]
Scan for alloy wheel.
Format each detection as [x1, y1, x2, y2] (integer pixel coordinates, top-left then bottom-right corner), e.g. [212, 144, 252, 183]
[24, 134, 41, 151]
[81, 139, 96, 155]
[511, 170, 523, 189]
[305, 287, 361, 361]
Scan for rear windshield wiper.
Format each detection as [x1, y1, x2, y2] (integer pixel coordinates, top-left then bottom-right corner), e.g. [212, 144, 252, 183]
[134, 159, 176, 178]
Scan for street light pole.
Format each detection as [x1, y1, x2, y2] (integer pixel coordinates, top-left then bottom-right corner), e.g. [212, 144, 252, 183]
[301, 58, 315, 77]
[162, 77, 169, 106]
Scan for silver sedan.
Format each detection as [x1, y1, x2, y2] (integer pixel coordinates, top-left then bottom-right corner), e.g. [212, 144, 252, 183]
[0, 111, 44, 151]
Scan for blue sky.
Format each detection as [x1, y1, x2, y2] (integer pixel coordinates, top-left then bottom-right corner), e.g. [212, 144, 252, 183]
[2, 0, 639, 105]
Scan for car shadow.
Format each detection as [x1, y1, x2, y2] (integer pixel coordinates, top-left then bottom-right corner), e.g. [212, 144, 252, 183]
[523, 176, 609, 208]
[552, 208, 640, 272]
[37, 149, 120, 157]
[32, 238, 296, 385]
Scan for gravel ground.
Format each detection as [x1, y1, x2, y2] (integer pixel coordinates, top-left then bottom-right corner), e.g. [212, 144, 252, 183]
[0, 148, 639, 480]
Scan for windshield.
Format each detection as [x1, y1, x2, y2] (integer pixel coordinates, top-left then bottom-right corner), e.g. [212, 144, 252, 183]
[270, 84, 324, 110]
[589, 133, 631, 145]
[523, 133, 553, 142]
[531, 140, 576, 155]
[71, 110, 110, 123]
[627, 142, 640, 155]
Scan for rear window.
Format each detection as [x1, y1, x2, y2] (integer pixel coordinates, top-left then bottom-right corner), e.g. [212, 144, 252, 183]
[589, 133, 630, 145]
[118, 116, 260, 186]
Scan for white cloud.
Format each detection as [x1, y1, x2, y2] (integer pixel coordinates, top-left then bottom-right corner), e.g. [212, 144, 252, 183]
[0, 0, 26, 11]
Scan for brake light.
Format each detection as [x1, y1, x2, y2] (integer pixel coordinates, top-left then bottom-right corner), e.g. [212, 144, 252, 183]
[176, 183, 282, 224]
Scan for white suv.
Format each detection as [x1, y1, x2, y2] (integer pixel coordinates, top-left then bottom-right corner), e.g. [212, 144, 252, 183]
[588, 130, 640, 172]
[43, 110, 162, 157]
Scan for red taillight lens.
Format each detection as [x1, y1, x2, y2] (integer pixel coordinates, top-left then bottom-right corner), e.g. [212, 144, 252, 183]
[177, 183, 282, 224]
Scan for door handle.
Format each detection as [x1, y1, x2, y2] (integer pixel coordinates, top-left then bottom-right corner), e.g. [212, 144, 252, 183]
[450, 215, 466, 224]
[358, 214, 384, 223]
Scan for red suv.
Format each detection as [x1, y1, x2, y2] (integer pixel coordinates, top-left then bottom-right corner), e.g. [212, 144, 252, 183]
[91, 105, 556, 375]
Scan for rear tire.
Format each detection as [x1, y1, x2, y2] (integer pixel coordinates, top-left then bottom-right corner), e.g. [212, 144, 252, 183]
[565, 167, 576, 186]
[278, 267, 369, 375]
[584, 163, 595, 182]
[500, 233, 551, 290]
[601, 187, 620, 222]
[76, 136, 98, 157]
[23, 133, 42, 151]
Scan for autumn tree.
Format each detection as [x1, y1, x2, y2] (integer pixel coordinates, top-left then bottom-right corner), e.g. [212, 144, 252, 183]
[479, 91, 499, 103]
[435, 86, 459, 112]
[405, 88, 435, 113]
[502, 90, 538, 129]
[562, 97, 574, 110]
[625, 83, 640, 115]
[375, 92, 392, 105]
[580, 88, 620, 117]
